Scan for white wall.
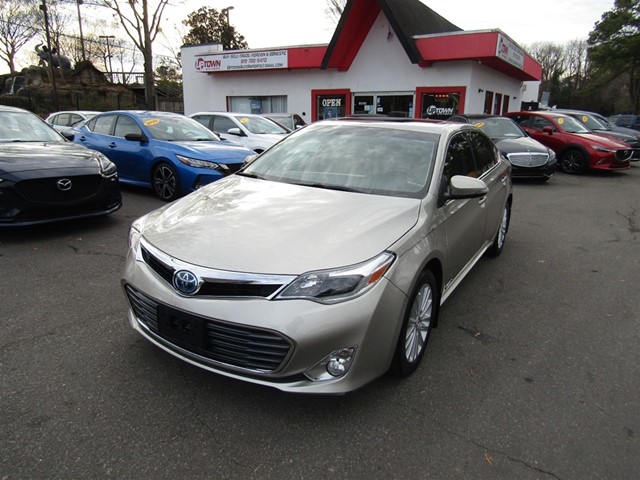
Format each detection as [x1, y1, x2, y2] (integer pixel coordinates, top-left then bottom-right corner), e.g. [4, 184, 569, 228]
[182, 12, 538, 118]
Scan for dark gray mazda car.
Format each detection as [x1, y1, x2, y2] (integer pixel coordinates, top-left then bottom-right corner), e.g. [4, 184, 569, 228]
[0, 105, 122, 227]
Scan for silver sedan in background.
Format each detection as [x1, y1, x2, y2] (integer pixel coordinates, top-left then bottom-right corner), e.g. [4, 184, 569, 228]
[122, 118, 512, 394]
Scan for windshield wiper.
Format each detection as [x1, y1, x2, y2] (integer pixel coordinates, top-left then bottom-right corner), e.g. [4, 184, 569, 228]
[236, 171, 267, 180]
[288, 180, 363, 193]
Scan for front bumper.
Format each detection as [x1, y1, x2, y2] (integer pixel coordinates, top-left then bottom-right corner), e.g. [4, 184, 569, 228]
[121, 247, 408, 394]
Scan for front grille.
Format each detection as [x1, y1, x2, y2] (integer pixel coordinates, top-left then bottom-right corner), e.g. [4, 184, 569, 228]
[140, 244, 285, 298]
[124, 285, 292, 372]
[15, 175, 102, 204]
[507, 152, 549, 168]
[615, 149, 632, 161]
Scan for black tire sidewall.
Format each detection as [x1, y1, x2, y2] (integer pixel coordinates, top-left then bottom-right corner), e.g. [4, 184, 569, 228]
[390, 269, 439, 377]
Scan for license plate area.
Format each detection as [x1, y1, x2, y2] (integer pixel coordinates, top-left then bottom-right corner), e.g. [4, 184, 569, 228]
[157, 305, 207, 351]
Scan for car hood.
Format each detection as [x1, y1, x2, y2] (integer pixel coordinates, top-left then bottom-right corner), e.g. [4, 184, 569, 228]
[591, 130, 639, 145]
[572, 132, 630, 148]
[171, 140, 252, 162]
[141, 175, 421, 274]
[0, 142, 100, 174]
[493, 136, 549, 154]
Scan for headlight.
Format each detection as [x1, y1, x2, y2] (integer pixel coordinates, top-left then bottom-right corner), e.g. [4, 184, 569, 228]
[276, 252, 395, 304]
[94, 153, 117, 177]
[128, 215, 147, 250]
[593, 145, 615, 153]
[547, 148, 556, 162]
[176, 154, 223, 171]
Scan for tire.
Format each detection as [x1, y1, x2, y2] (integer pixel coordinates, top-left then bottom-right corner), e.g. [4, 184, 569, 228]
[152, 162, 180, 201]
[390, 269, 439, 377]
[560, 149, 588, 174]
[487, 201, 511, 257]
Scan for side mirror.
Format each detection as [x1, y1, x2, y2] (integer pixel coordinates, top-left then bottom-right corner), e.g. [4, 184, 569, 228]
[124, 132, 149, 143]
[60, 131, 75, 141]
[543, 126, 553, 135]
[439, 175, 488, 206]
[227, 127, 245, 137]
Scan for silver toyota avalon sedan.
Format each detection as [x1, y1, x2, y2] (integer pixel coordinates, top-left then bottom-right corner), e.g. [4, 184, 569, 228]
[122, 118, 512, 394]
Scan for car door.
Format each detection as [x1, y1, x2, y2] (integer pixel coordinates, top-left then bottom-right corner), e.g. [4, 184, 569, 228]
[467, 130, 509, 244]
[76, 114, 116, 153]
[106, 114, 149, 183]
[211, 115, 249, 148]
[439, 132, 488, 284]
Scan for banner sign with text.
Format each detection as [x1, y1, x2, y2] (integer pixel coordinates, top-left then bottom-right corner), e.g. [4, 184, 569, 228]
[195, 50, 288, 72]
[495, 34, 524, 70]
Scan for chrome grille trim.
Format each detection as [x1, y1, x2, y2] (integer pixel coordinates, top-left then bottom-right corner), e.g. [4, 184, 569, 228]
[137, 237, 296, 299]
[506, 152, 549, 168]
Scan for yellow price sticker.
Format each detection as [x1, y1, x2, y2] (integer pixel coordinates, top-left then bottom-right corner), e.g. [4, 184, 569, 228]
[474, 122, 485, 128]
[239, 117, 250, 124]
[557, 118, 564, 125]
[582, 116, 588, 123]
[144, 119, 160, 126]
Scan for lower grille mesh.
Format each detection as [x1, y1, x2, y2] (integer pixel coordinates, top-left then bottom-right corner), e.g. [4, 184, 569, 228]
[125, 285, 291, 372]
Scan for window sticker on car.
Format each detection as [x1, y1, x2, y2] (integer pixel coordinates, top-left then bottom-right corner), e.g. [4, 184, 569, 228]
[144, 119, 160, 126]
[239, 118, 249, 124]
[475, 122, 485, 128]
[582, 116, 588, 122]
[557, 118, 564, 124]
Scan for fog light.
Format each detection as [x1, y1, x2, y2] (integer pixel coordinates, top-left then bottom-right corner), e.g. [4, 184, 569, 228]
[305, 346, 357, 381]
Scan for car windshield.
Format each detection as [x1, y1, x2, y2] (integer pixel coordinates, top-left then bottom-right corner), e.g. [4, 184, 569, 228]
[267, 116, 293, 130]
[473, 118, 524, 139]
[554, 115, 590, 133]
[574, 113, 607, 130]
[232, 115, 289, 135]
[594, 114, 614, 129]
[140, 114, 220, 141]
[242, 123, 438, 198]
[0, 111, 64, 143]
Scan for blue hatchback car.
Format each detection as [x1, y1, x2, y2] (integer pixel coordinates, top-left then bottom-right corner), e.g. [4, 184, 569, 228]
[73, 110, 253, 201]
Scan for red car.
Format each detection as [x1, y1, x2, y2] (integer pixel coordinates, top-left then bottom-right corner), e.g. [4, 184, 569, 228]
[505, 111, 632, 174]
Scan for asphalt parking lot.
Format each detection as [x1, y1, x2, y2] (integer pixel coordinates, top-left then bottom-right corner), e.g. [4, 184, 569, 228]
[1, 167, 639, 479]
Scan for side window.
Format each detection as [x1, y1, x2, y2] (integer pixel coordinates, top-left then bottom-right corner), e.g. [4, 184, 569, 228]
[114, 115, 142, 138]
[55, 113, 70, 126]
[510, 114, 530, 128]
[93, 115, 115, 135]
[443, 133, 477, 184]
[531, 116, 554, 131]
[468, 131, 497, 176]
[191, 115, 210, 128]
[69, 114, 83, 126]
[212, 116, 238, 135]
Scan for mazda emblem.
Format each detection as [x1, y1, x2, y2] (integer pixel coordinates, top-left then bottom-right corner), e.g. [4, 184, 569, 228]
[173, 270, 200, 295]
[57, 178, 72, 191]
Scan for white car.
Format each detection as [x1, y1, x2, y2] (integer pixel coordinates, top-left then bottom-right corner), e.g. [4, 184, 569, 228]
[44, 110, 101, 136]
[190, 112, 289, 153]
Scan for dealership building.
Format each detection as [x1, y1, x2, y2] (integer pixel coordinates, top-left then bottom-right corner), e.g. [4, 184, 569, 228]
[181, 0, 542, 123]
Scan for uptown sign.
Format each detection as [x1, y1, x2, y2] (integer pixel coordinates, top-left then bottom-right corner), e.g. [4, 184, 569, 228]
[195, 50, 288, 72]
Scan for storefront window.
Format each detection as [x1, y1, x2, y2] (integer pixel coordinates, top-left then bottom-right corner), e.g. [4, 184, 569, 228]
[228, 96, 287, 114]
[353, 94, 413, 117]
[421, 92, 459, 120]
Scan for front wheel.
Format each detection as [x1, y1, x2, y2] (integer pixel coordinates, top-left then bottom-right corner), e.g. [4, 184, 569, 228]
[487, 201, 511, 257]
[152, 162, 180, 201]
[560, 149, 588, 174]
[390, 270, 439, 377]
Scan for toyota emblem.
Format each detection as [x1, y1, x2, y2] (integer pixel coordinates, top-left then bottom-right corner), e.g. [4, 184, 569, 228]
[57, 178, 72, 191]
[172, 270, 200, 295]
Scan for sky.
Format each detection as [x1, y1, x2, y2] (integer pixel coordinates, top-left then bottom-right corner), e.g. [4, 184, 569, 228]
[1, 0, 616, 75]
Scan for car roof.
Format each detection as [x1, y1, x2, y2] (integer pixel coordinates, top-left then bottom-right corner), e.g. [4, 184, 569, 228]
[0, 105, 31, 114]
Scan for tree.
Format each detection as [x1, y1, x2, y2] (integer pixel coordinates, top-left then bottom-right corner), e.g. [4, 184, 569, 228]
[325, 0, 346, 24]
[0, 0, 39, 73]
[100, 0, 170, 108]
[588, 0, 640, 112]
[182, 7, 248, 50]
[525, 42, 566, 103]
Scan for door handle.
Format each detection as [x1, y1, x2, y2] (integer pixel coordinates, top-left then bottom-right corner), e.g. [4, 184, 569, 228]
[108, 142, 117, 148]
